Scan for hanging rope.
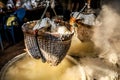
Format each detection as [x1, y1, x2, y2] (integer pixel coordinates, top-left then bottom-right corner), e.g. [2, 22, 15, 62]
[76, 3, 88, 19]
[33, 1, 50, 30]
[33, 0, 58, 30]
[51, 0, 57, 17]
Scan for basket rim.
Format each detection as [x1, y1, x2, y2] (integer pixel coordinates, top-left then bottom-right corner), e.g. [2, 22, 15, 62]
[22, 21, 74, 40]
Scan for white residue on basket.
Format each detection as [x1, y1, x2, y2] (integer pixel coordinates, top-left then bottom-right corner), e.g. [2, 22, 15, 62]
[57, 26, 71, 34]
[32, 17, 72, 36]
[71, 12, 96, 26]
[33, 18, 57, 30]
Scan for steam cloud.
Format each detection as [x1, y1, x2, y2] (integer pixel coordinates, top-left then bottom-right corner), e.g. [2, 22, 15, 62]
[93, 0, 120, 65]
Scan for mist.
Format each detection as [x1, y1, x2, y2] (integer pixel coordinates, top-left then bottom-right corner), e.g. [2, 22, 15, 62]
[92, 0, 120, 65]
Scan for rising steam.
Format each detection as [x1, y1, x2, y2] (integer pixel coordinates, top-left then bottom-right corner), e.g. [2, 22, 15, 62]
[93, 0, 120, 65]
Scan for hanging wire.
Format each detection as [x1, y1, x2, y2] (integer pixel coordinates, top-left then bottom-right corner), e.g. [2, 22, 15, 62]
[75, 3, 88, 19]
[33, 0, 50, 30]
[50, 0, 57, 17]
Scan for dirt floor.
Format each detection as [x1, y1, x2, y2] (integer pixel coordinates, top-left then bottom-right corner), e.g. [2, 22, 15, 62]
[0, 40, 26, 70]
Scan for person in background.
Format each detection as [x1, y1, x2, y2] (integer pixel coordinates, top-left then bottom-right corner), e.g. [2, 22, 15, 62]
[21, 0, 33, 10]
[0, 2, 6, 12]
[15, 0, 22, 9]
[6, 0, 15, 10]
[31, 0, 38, 8]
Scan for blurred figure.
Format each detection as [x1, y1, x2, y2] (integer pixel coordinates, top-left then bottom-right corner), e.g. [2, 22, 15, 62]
[31, 0, 38, 8]
[0, 2, 6, 12]
[15, 0, 22, 9]
[22, 0, 33, 10]
[6, 0, 15, 10]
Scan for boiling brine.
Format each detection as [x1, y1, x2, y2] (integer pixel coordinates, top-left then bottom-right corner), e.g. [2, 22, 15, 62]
[2, 53, 84, 80]
[67, 35, 96, 57]
[2, 35, 95, 80]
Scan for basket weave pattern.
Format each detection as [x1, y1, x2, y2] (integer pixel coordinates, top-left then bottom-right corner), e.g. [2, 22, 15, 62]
[24, 34, 41, 59]
[22, 21, 73, 66]
[37, 36, 71, 65]
[77, 23, 93, 42]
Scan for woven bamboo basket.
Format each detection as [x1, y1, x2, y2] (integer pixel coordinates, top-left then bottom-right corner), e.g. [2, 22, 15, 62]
[22, 20, 73, 66]
[77, 22, 94, 42]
